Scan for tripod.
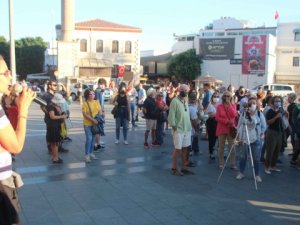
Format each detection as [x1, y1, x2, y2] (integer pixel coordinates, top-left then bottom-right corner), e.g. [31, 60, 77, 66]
[217, 111, 258, 190]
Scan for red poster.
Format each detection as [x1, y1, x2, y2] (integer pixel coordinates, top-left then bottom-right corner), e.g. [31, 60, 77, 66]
[242, 35, 266, 75]
[118, 65, 125, 77]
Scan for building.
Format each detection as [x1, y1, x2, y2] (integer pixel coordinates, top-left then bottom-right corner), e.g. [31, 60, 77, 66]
[45, 0, 142, 87]
[172, 17, 279, 89]
[276, 22, 300, 84]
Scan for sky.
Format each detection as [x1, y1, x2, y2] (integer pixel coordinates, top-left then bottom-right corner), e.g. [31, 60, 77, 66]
[0, 0, 299, 51]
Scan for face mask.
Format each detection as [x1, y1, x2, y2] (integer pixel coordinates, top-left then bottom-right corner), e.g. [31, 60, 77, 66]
[179, 91, 186, 98]
[250, 104, 257, 112]
[274, 101, 281, 108]
[213, 97, 219, 103]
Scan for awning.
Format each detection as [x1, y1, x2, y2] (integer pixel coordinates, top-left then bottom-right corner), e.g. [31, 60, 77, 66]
[293, 28, 300, 33]
[79, 58, 112, 68]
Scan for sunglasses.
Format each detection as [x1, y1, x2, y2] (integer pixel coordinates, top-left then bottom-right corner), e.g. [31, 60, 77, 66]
[223, 95, 231, 98]
[0, 70, 9, 77]
[51, 84, 57, 87]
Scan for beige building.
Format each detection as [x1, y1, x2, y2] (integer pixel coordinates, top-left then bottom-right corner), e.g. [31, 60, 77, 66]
[45, 0, 142, 87]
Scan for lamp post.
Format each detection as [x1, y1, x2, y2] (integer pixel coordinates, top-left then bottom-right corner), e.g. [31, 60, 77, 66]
[9, 0, 16, 84]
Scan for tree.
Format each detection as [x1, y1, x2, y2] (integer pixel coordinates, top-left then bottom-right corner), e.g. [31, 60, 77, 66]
[15, 37, 47, 77]
[167, 49, 202, 82]
[0, 36, 47, 78]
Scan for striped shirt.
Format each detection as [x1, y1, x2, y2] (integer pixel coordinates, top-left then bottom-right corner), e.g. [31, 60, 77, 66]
[0, 105, 13, 180]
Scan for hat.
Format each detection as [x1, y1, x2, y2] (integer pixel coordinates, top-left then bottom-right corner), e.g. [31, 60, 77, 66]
[147, 88, 156, 97]
[51, 93, 65, 104]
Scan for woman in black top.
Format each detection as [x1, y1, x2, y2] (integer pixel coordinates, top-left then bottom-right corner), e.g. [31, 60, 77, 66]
[265, 96, 285, 174]
[47, 93, 67, 163]
[113, 85, 130, 144]
[287, 93, 297, 151]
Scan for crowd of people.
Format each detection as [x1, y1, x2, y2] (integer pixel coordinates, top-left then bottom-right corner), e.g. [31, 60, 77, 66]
[1, 51, 300, 223]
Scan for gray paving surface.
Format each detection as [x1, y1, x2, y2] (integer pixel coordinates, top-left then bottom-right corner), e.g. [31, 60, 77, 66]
[13, 101, 300, 225]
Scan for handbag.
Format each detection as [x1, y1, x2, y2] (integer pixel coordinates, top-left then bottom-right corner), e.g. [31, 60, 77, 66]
[159, 111, 168, 122]
[223, 104, 237, 138]
[86, 101, 101, 135]
[111, 105, 117, 116]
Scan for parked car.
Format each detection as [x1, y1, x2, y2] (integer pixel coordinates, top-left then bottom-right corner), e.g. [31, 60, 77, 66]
[251, 84, 295, 97]
[70, 83, 96, 101]
[104, 88, 114, 101]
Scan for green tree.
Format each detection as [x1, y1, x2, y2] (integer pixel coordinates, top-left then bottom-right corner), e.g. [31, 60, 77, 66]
[0, 36, 9, 65]
[167, 49, 202, 82]
[15, 37, 47, 77]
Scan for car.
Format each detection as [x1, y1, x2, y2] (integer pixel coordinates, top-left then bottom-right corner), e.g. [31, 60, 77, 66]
[104, 88, 114, 101]
[251, 84, 295, 97]
[70, 83, 96, 101]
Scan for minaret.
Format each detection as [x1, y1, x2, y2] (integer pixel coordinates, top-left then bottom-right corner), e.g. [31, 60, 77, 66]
[61, 0, 74, 42]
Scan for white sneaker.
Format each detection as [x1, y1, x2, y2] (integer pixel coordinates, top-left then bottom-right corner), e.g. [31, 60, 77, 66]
[255, 176, 262, 183]
[90, 153, 98, 160]
[236, 173, 245, 180]
[85, 155, 91, 163]
[264, 168, 271, 174]
[115, 139, 119, 144]
[124, 140, 128, 145]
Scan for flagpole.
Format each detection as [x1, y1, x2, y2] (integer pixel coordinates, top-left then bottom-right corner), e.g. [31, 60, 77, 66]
[9, 0, 16, 84]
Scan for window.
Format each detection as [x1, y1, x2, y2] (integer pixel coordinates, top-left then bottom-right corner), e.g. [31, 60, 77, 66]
[125, 65, 131, 71]
[112, 40, 119, 53]
[215, 32, 225, 36]
[295, 32, 300, 41]
[293, 57, 300, 67]
[187, 36, 194, 41]
[80, 39, 87, 52]
[125, 41, 132, 54]
[111, 65, 118, 77]
[96, 40, 103, 53]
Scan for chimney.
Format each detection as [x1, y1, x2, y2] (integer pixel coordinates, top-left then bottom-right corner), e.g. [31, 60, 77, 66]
[61, 0, 74, 42]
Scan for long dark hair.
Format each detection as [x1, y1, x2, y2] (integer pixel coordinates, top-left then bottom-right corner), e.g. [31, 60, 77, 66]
[83, 88, 94, 101]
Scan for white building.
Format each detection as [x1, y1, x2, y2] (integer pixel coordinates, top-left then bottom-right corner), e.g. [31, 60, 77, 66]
[172, 17, 279, 89]
[276, 22, 300, 84]
[45, 1, 142, 86]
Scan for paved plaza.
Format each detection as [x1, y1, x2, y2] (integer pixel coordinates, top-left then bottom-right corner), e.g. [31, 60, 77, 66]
[14, 101, 300, 225]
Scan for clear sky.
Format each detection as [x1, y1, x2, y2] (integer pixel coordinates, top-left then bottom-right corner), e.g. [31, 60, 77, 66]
[0, 0, 299, 51]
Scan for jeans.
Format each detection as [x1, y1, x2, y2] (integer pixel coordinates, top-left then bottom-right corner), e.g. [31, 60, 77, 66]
[130, 102, 136, 125]
[156, 120, 164, 145]
[238, 140, 261, 175]
[116, 117, 129, 141]
[84, 125, 95, 156]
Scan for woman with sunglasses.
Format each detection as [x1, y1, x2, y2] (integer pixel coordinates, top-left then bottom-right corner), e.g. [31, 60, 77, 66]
[0, 55, 36, 223]
[82, 89, 102, 163]
[206, 92, 219, 160]
[215, 91, 238, 170]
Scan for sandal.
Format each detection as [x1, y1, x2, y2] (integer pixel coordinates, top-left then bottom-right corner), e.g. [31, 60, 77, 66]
[219, 165, 224, 170]
[230, 165, 238, 171]
[181, 169, 195, 175]
[52, 158, 63, 164]
[171, 168, 183, 176]
[209, 155, 216, 160]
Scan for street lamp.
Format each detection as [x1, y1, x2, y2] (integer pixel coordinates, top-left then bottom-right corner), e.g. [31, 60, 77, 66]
[9, 0, 16, 84]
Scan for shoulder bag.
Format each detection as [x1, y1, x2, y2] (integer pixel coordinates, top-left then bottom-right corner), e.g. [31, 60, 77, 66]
[86, 101, 101, 135]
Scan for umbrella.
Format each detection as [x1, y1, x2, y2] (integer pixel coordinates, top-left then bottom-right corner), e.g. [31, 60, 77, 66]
[194, 74, 222, 83]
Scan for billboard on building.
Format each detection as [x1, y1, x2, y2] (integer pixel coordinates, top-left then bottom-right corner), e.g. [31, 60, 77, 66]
[199, 38, 235, 60]
[242, 35, 266, 75]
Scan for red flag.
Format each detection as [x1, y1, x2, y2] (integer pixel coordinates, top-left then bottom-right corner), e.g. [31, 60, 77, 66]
[275, 10, 279, 20]
[118, 65, 125, 77]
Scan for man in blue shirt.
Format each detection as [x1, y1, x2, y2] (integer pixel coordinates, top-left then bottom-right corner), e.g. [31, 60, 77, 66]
[202, 83, 212, 110]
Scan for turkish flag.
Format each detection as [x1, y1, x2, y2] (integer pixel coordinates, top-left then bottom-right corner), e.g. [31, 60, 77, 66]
[275, 11, 279, 20]
[118, 65, 125, 77]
